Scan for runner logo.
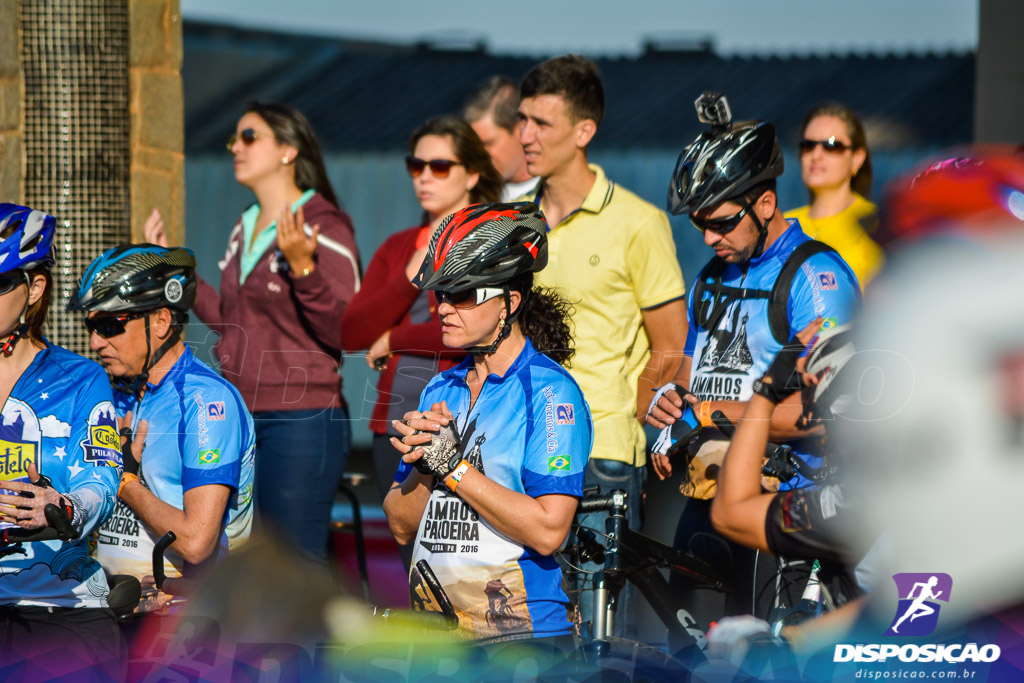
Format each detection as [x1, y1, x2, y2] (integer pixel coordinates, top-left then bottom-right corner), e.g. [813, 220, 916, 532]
[885, 573, 952, 636]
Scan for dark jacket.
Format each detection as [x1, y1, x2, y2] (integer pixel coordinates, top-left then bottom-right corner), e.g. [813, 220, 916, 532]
[194, 192, 360, 413]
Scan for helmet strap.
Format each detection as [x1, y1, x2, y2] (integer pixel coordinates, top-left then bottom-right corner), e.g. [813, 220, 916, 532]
[111, 311, 183, 399]
[2, 273, 34, 357]
[465, 287, 530, 356]
[747, 201, 771, 259]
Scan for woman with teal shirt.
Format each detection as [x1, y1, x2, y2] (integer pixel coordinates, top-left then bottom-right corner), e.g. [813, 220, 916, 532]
[147, 101, 361, 561]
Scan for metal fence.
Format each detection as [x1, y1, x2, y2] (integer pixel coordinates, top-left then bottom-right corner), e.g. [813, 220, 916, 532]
[185, 146, 941, 446]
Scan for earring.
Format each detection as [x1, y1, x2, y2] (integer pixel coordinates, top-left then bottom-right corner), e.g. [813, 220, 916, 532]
[498, 318, 505, 330]
[282, 156, 290, 165]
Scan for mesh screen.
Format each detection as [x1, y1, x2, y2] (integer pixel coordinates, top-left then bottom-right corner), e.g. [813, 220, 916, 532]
[20, 0, 130, 355]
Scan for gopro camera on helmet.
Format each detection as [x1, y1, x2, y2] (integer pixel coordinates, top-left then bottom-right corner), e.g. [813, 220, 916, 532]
[695, 92, 732, 127]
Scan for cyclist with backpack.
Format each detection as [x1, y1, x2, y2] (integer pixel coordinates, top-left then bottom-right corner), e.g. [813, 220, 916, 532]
[647, 93, 859, 644]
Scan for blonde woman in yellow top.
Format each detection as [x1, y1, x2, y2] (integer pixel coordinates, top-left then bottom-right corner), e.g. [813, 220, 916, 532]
[785, 103, 884, 288]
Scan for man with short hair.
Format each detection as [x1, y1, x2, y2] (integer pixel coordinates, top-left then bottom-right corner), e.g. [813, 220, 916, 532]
[649, 93, 859, 648]
[517, 54, 689, 638]
[464, 75, 539, 201]
[69, 245, 255, 608]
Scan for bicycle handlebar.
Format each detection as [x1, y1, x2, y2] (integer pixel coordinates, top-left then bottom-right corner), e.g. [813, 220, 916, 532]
[577, 490, 627, 514]
[710, 410, 824, 482]
[153, 530, 177, 591]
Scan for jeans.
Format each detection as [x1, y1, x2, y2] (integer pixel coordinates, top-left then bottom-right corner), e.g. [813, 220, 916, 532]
[253, 407, 350, 562]
[571, 457, 646, 640]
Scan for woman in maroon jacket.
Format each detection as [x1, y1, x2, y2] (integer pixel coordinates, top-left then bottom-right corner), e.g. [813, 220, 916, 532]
[147, 101, 360, 562]
[341, 117, 501, 538]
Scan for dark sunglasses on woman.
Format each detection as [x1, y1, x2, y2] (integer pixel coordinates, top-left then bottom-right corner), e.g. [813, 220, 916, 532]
[798, 136, 852, 154]
[0, 272, 26, 296]
[83, 312, 147, 339]
[226, 128, 258, 151]
[405, 156, 464, 179]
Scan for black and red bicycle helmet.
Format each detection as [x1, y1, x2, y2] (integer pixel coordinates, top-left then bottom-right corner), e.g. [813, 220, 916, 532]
[413, 201, 548, 293]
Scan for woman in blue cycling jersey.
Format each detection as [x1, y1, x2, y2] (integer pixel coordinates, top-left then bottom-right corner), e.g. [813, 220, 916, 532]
[384, 202, 593, 646]
[0, 204, 123, 677]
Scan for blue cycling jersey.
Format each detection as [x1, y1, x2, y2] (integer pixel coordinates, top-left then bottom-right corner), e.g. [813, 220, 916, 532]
[0, 344, 120, 608]
[684, 221, 859, 488]
[96, 346, 254, 580]
[394, 339, 593, 641]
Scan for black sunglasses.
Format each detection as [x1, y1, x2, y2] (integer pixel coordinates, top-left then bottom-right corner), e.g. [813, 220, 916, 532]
[226, 128, 258, 151]
[799, 137, 852, 154]
[83, 312, 146, 339]
[689, 205, 750, 236]
[405, 156, 464, 179]
[0, 272, 26, 296]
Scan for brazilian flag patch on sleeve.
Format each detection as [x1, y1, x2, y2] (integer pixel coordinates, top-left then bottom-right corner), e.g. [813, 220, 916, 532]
[548, 455, 571, 472]
[198, 449, 221, 465]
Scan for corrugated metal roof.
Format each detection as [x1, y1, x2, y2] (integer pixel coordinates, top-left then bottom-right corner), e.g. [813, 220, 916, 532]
[184, 21, 973, 153]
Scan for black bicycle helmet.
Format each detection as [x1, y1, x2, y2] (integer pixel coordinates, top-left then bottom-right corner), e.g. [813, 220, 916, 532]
[413, 201, 548, 293]
[413, 201, 548, 354]
[67, 244, 197, 314]
[668, 93, 783, 218]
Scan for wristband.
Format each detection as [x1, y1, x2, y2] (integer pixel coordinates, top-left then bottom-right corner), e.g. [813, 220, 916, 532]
[118, 472, 139, 498]
[444, 460, 472, 492]
[698, 401, 712, 427]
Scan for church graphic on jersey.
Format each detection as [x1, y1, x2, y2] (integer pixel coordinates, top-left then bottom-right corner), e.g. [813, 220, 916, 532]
[696, 303, 754, 375]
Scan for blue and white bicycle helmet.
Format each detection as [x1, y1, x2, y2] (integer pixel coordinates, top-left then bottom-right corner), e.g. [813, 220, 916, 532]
[0, 203, 56, 272]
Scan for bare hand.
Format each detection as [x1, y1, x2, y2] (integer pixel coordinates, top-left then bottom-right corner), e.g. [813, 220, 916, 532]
[277, 205, 318, 275]
[795, 317, 825, 382]
[144, 208, 169, 247]
[390, 401, 454, 470]
[0, 463, 67, 529]
[366, 330, 391, 370]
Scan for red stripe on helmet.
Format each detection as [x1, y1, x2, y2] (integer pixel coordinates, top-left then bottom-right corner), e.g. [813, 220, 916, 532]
[434, 207, 519, 270]
[523, 241, 539, 258]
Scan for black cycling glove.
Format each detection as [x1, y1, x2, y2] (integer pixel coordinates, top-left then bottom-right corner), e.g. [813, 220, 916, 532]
[119, 426, 140, 476]
[412, 423, 465, 480]
[752, 334, 808, 404]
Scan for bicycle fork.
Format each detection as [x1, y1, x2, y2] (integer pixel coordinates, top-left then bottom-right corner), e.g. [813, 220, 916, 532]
[591, 490, 627, 642]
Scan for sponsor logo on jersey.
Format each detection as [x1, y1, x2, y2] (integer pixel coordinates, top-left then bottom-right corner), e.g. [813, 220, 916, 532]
[818, 271, 838, 291]
[555, 404, 574, 425]
[198, 448, 221, 465]
[207, 401, 226, 421]
[542, 386, 558, 453]
[82, 402, 120, 467]
[193, 391, 209, 447]
[548, 455, 570, 472]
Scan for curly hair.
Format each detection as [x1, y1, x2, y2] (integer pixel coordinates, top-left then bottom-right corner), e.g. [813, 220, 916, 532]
[508, 274, 575, 367]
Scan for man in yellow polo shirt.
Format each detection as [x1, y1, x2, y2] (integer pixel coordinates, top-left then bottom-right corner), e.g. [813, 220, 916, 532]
[517, 54, 688, 639]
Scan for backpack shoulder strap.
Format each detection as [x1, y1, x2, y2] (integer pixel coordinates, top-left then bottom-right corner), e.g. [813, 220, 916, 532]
[768, 240, 838, 344]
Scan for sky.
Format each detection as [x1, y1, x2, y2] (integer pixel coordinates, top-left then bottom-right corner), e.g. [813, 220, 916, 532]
[179, 0, 979, 57]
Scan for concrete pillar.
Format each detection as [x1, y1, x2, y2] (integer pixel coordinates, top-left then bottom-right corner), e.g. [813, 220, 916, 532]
[975, 0, 1024, 143]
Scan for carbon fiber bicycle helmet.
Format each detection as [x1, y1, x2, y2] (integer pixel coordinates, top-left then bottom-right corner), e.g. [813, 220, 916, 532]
[413, 201, 548, 354]
[413, 202, 548, 293]
[0, 203, 56, 271]
[69, 244, 197, 396]
[67, 244, 197, 314]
